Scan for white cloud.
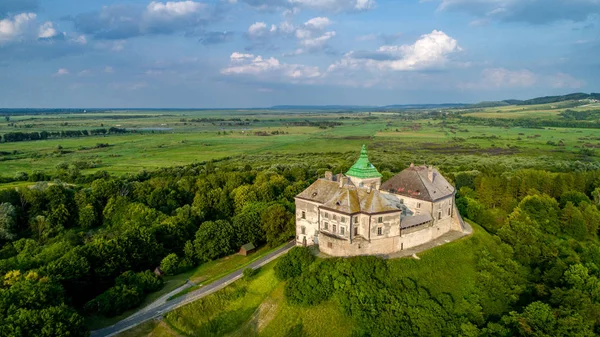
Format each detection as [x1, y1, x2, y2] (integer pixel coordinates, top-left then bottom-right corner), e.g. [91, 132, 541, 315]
[549, 72, 586, 89]
[73, 35, 87, 45]
[460, 68, 585, 90]
[221, 52, 321, 82]
[104, 66, 114, 73]
[304, 17, 331, 30]
[286, 0, 375, 12]
[330, 30, 462, 72]
[146, 1, 206, 17]
[0, 12, 37, 44]
[480, 68, 537, 87]
[231, 52, 255, 61]
[248, 22, 268, 38]
[246, 16, 336, 54]
[435, 0, 600, 24]
[54, 68, 70, 76]
[38, 21, 61, 39]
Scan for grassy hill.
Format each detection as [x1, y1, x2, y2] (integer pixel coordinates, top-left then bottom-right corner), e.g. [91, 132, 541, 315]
[119, 221, 495, 337]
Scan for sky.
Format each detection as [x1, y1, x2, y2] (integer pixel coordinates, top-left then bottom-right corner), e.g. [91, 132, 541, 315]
[0, 0, 598, 108]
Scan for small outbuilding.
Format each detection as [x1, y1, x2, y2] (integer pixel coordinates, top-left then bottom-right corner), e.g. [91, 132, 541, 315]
[153, 267, 164, 277]
[239, 243, 256, 256]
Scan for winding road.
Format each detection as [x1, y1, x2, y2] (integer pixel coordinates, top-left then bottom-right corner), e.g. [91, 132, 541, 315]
[90, 242, 296, 337]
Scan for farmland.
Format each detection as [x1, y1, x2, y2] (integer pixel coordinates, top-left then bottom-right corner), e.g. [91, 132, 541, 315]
[2, 102, 600, 187]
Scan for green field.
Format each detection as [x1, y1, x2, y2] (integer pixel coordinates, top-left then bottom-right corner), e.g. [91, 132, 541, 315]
[3, 106, 600, 186]
[119, 222, 493, 337]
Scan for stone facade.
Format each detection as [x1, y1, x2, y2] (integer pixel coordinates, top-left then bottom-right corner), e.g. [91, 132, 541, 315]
[294, 146, 464, 257]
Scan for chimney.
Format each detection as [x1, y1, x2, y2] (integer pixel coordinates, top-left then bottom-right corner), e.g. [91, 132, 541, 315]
[324, 171, 333, 181]
[427, 166, 434, 182]
[339, 176, 345, 188]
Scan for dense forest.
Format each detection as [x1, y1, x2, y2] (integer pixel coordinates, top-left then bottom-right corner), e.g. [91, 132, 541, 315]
[275, 168, 600, 336]
[2, 154, 600, 336]
[0, 162, 309, 336]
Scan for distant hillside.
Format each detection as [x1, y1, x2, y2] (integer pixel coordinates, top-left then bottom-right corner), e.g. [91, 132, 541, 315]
[270, 103, 467, 111]
[269, 105, 375, 110]
[513, 92, 600, 105]
[468, 92, 600, 109]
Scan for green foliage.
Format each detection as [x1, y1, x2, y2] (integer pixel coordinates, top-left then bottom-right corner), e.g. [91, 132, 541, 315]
[242, 267, 258, 280]
[262, 203, 294, 246]
[274, 247, 315, 281]
[194, 220, 236, 262]
[160, 253, 180, 276]
[85, 270, 163, 317]
[0, 271, 88, 337]
[0, 203, 17, 241]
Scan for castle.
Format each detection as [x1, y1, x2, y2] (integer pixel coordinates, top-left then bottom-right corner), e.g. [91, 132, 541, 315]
[294, 145, 465, 256]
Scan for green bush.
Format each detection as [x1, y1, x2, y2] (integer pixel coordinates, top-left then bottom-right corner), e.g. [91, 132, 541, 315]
[274, 247, 315, 280]
[242, 267, 259, 280]
[160, 253, 180, 276]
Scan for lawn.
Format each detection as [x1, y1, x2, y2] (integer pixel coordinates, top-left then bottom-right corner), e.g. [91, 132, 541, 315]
[172, 243, 288, 299]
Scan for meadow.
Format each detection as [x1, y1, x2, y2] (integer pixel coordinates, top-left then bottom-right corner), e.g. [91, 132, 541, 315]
[3, 103, 600, 188]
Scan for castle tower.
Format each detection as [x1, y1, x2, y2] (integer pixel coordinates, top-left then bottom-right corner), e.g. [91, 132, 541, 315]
[346, 145, 382, 190]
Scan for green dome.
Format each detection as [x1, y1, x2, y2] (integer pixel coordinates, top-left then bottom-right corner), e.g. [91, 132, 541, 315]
[346, 145, 382, 179]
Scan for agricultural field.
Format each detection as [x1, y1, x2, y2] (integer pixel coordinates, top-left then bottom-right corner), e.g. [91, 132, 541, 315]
[2, 106, 600, 189]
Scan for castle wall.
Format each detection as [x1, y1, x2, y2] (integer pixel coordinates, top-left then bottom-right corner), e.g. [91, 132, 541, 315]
[295, 199, 320, 246]
[318, 216, 455, 257]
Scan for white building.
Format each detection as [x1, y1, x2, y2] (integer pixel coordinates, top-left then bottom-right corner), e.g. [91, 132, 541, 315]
[294, 145, 465, 256]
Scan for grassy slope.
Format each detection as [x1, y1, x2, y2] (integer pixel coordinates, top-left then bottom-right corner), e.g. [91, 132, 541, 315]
[87, 245, 283, 330]
[121, 222, 495, 337]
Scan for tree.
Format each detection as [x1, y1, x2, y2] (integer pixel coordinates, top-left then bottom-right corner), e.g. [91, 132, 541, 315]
[274, 247, 315, 280]
[160, 253, 180, 275]
[193, 220, 235, 262]
[78, 204, 97, 229]
[262, 203, 294, 246]
[30, 216, 50, 243]
[232, 202, 267, 247]
[518, 195, 560, 235]
[0, 203, 17, 241]
[561, 202, 588, 240]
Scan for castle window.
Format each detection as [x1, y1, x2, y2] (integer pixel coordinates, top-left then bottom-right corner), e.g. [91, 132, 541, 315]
[341, 217, 346, 223]
[301, 226, 306, 235]
[340, 227, 345, 235]
[417, 203, 421, 209]
[327, 242, 333, 248]
[353, 216, 358, 223]
[378, 216, 383, 223]
[333, 215, 337, 221]
[323, 222, 329, 230]
[301, 211, 305, 219]
[333, 225, 337, 233]
[354, 227, 358, 236]
[377, 227, 382, 236]
[438, 212, 442, 220]
[448, 208, 451, 216]
[324, 212, 329, 219]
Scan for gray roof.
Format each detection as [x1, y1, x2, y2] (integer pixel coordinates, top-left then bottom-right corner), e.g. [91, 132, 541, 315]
[241, 243, 255, 251]
[381, 165, 455, 202]
[296, 178, 403, 215]
[401, 213, 432, 229]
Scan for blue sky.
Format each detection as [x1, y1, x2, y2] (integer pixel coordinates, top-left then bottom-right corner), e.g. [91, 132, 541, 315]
[0, 0, 598, 108]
